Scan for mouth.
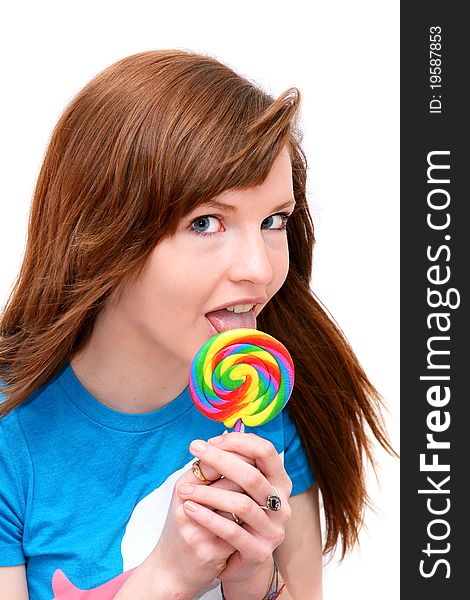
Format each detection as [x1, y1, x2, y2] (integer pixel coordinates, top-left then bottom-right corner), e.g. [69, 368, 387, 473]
[205, 306, 258, 334]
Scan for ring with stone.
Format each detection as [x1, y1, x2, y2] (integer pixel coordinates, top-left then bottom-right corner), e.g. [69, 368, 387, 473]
[259, 487, 282, 511]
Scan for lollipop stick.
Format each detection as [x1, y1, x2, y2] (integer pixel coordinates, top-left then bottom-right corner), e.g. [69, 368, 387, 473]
[233, 418, 243, 432]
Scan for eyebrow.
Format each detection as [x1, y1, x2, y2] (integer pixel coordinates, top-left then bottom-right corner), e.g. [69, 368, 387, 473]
[201, 199, 296, 213]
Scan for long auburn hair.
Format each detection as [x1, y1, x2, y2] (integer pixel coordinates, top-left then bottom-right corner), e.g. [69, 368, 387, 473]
[0, 49, 394, 557]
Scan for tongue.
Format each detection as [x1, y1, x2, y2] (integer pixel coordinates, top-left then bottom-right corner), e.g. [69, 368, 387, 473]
[206, 309, 257, 333]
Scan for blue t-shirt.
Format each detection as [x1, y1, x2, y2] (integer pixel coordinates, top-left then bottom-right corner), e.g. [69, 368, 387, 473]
[0, 362, 315, 599]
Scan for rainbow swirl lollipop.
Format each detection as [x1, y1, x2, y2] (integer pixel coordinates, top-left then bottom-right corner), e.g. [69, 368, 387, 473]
[189, 328, 294, 431]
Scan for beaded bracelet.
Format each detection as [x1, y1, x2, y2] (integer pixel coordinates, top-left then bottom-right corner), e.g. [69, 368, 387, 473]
[220, 555, 285, 599]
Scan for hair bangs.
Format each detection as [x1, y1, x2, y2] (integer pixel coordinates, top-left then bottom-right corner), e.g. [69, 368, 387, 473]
[142, 83, 302, 237]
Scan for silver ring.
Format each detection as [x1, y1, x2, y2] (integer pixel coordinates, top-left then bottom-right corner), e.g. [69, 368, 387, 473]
[231, 512, 240, 524]
[259, 487, 282, 511]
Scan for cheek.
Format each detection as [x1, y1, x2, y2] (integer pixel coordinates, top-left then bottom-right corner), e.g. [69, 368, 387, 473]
[272, 239, 290, 289]
[140, 246, 208, 313]
[278, 260, 290, 291]
[139, 246, 186, 297]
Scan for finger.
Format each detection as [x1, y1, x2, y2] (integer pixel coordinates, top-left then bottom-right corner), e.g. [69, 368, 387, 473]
[189, 440, 286, 509]
[214, 509, 243, 525]
[183, 501, 272, 564]
[207, 432, 292, 492]
[210, 476, 245, 493]
[188, 446, 256, 484]
[180, 455, 250, 502]
[180, 512, 236, 558]
[209, 478, 249, 524]
[209, 479, 248, 526]
[177, 484, 272, 535]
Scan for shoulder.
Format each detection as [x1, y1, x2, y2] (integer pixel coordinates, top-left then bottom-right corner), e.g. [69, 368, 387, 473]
[1, 363, 69, 427]
[0, 365, 70, 473]
[0, 391, 36, 505]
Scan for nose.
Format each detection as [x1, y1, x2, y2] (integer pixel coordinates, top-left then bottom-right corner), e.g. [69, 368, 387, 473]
[227, 229, 275, 286]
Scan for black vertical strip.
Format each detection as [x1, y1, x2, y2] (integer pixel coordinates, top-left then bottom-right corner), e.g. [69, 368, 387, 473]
[401, 3, 468, 598]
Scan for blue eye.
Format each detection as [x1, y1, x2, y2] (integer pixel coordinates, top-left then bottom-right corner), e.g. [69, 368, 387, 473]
[190, 216, 221, 236]
[262, 213, 291, 231]
[188, 212, 292, 237]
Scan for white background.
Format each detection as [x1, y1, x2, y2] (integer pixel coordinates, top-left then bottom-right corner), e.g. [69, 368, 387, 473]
[0, 1, 399, 598]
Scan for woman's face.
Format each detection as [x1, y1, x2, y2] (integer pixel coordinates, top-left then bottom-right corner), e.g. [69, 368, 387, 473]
[109, 147, 295, 369]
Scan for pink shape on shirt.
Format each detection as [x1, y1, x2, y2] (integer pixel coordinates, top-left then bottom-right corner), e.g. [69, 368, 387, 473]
[52, 568, 136, 599]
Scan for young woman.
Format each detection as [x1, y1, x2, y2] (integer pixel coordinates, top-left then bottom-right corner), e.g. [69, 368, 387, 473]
[0, 50, 393, 599]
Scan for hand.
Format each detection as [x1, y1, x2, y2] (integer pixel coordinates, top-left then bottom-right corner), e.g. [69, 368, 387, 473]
[178, 433, 293, 589]
[148, 459, 238, 597]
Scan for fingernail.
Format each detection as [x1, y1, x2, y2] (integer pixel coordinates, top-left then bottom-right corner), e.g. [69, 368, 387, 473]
[190, 440, 207, 453]
[209, 435, 224, 445]
[185, 501, 199, 512]
[179, 484, 194, 495]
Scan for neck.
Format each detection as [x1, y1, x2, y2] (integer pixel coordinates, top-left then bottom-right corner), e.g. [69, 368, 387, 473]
[70, 306, 189, 414]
